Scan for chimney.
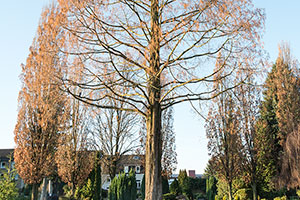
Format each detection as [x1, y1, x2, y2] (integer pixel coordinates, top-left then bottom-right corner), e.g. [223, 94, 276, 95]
[188, 170, 196, 178]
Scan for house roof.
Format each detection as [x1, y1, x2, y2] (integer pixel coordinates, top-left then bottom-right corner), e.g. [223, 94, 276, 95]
[0, 149, 14, 160]
[119, 155, 144, 165]
[101, 154, 145, 174]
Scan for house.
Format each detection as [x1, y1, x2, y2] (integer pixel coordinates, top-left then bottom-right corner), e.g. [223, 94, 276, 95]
[101, 154, 145, 190]
[0, 148, 14, 171]
[0, 149, 24, 189]
[0, 148, 144, 192]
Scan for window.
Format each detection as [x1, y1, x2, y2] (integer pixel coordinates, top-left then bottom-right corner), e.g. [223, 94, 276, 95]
[0, 162, 6, 169]
[136, 180, 141, 189]
[136, 166, 140, 173]
[124, 166, 129, 173]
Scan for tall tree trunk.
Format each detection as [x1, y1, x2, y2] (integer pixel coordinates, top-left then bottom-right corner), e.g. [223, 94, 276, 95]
[145, 105, 162, 200]
[252, 182, 258, 200]
[228, 183, 233, 200]
[40, 177, 47, 200]
[145, 0, 162, 199]
[48, 179, 53, 196]
[109, 160, 117, 180]
[31, 183, 39, 200]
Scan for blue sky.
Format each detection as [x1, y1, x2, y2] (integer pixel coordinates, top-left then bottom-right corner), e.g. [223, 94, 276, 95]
[1, 1, 300, 174]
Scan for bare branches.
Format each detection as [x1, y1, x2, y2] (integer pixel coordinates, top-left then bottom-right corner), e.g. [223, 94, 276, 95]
[57, 0, 264, 113]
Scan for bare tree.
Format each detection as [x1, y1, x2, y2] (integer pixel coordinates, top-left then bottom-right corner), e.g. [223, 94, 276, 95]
[206, 89, 242, 200]
[56, 0, 264, 198]
[55, 97, 94, 199]
[237, 81, 261, 200]
[91, 99, 140, 180]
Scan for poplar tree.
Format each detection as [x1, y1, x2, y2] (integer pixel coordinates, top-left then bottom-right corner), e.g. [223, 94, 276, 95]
[14, 5, 67, 200]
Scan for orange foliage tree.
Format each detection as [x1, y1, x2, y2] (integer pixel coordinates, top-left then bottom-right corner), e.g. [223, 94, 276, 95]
[14, 5, 68, 200]
[56, 1, 264, 199]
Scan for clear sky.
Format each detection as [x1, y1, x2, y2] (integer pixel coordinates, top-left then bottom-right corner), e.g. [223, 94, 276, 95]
[1, 1, 300, 175]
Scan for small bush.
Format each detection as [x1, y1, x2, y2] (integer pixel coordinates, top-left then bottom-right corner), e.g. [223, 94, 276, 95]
[281, 196, 287, 200]
[163, 193, 177, 200]
[195, 192, 207, 199]
[234, 188, 252, 200]
[297, 190, 300, 198]
[273, 196, 287, 200]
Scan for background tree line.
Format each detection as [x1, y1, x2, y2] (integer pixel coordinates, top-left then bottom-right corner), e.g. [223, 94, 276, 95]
[206, 43, 300, 200]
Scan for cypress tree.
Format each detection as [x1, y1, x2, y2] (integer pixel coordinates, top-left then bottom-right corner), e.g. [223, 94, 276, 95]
[141, 175, 145, 200]
[162, 176, 170, 194]
[206, 176, 216, 200]
[92, 151, 102, 200]
[109, 170, 137, 200]
[170, 179, 180, 196]
[129, 169, 137, 200]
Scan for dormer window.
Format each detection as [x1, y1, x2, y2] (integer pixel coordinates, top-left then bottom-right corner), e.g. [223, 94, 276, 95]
[133, 156, 140, 160]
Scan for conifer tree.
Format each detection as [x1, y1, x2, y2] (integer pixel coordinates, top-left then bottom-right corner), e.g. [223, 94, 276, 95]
[255, 64, 280, 194]
[170, 179, 180, 196]
[256, 44, 300, 193]
[178, 170, 192, 198]
[162, 176, 170, 195]
[275, 44, 300, 188]
[108, 169, 137, 200]
[141, 175, 145, 200]
[206, 176, 217, 200]
[92, 151, 102, 200]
